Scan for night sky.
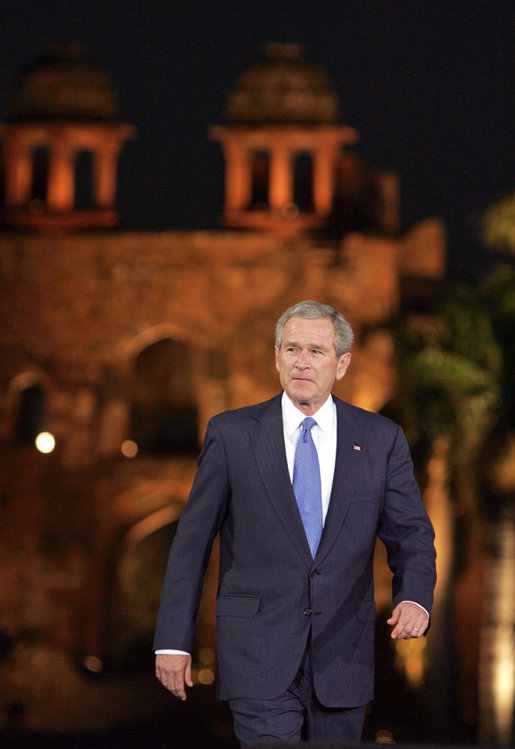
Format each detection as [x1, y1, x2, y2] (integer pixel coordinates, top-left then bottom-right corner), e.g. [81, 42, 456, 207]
[0, 1, 512, 279]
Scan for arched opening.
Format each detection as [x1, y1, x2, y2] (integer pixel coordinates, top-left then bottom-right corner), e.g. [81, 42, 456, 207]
[293, 151, 314, 211]
[250, 150, 270, 209]
[130, 338, 199, 456]
[110, 520, 179, 671]
[74, 150, 94, 209]
[30, 145, 49, 204]
[14, 383, 45, 445]
[0, 158, 5, 207]
[330, 151, 382, 235]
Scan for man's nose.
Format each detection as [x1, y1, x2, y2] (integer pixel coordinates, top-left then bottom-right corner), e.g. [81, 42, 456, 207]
[295, 351, 309, 367]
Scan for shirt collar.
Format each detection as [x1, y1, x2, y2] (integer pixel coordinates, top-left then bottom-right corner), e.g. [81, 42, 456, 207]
[281, 391, 335, 438]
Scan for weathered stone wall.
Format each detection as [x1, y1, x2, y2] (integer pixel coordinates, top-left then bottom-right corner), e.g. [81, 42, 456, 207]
[0, 223, 444, 726]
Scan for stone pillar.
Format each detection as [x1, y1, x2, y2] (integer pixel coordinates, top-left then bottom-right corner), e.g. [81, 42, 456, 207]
[377, 172, 399, 234]
[94, 144, 120, 209]
[223, 140, 251, 212]
[4, 140, 33, 206]
[47, 141, 75, 211]
[313, 146, 335, 216]
[269, 143, 292, 210]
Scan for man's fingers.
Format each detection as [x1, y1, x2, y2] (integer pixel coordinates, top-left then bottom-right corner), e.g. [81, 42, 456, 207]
[388, 602, 428, 639]
[185, 658, 193, 687]
[155, 653, 192, 700]
[391, 621, 427, 638]
[386, 605, 400, 626]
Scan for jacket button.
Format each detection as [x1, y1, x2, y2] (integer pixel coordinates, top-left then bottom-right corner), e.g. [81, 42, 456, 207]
[303, 607, 312, 616]
[310, 569, 319, 578]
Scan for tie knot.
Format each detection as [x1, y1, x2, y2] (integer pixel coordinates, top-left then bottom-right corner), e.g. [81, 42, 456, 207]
[301, 417, 317, 437]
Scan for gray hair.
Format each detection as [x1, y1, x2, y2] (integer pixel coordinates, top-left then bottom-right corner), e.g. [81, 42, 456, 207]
[275, 301, 354, 357]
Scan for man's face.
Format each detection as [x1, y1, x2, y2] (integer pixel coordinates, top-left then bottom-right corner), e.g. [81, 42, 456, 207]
[275, 317, 351, 415]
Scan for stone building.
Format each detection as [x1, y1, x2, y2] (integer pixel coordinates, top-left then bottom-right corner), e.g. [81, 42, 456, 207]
[0, 43, 444, 730]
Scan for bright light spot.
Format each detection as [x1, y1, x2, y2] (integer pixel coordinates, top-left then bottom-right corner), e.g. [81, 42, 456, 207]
[376, 729, 394, 743]
[281, 202, 299, 220]
[405, 652, 424, 685]
[35, 432, 55, 454]
[493, 625, 514, 719]
[481, 516, 515, 743]
[197, 668, 215, 685]
[83, 655, 103, 673]
[198, 647, 215, 666]
[394, 638, 427, 689]
[121, 440, 138, 458]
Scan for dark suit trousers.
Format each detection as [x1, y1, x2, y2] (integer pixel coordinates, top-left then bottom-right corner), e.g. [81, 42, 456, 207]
[229, 639, 367, 746]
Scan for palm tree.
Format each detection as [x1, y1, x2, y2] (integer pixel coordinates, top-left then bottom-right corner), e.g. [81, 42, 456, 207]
[384, 264, 514, 742]
[480, 191, 515, 257]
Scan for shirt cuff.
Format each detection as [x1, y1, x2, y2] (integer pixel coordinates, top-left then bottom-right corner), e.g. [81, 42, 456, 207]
[155, 649, 190, 655]
[400, 600, 429, 618]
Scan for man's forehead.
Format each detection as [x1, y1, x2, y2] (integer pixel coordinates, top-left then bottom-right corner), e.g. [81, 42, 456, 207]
[282, 317, 335, 343]
[284, 316, 334, 331]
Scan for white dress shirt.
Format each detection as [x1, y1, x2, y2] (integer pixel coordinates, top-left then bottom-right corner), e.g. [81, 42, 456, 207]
[281, 390, 336, 525]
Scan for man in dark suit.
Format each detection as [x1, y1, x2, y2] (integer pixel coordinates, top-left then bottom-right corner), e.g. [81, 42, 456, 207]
[154, 300, 436, 745]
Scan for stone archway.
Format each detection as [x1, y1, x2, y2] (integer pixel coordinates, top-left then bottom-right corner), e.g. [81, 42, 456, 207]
[102, 498, 219, 673]
[130, 337, 199, 456]
[109, 519, 179, 671]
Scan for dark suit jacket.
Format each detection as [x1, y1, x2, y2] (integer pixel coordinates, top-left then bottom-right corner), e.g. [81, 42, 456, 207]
[154, 394, 436, 707]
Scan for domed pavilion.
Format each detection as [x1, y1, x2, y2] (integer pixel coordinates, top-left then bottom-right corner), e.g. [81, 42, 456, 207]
[210, 43, 361, 235]
[1, 43, 134, 229]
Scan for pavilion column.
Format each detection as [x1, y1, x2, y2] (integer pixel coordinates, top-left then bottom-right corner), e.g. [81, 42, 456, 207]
[4, 140, 33, 207]
[377, 172, 400, 234]
[269, 143, 292, 210]
[313, 146, 336, 216]
[223, 140, 251, 212]
[94, 143, 120, 209]
[47, 141, 75, 211]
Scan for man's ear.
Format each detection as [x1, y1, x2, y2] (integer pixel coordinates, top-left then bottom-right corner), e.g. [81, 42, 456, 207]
[274, 346, 281, 372]
[336, 352, 351, 381]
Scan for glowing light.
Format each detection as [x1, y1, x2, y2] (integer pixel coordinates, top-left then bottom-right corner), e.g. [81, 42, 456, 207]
[121, 439, 138, 458]
[492, 624, 514, 730]
[281, 202, 299, 220]
[483, 515, 515, 744]
[375, 729, 394, 744]
[394, 638, 427, 689]
[83, 655, 103, 673]
[198, 646, 215, 666]
[35, 431, 55, 454]
[197, 668, 215, 685]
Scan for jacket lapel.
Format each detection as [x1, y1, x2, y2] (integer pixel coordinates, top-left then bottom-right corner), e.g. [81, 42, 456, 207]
[315, 398, 364, 562]
[250, 397, 313, 566]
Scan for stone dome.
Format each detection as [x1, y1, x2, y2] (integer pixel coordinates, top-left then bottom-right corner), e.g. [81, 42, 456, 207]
[5, 43, 121, 122]
[226, 43, 340, 125]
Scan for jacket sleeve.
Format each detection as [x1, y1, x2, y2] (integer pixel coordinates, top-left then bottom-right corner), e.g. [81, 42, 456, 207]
[377, 424, 437, 615]
[153, 417, 230, 652]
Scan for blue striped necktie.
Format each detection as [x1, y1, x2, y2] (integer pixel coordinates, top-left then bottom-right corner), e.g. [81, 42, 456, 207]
[292, 417, 323, 558]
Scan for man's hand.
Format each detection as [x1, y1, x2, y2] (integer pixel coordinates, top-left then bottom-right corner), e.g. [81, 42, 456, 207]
[387, 601, 429, 639]
[155, 653, 193, 700]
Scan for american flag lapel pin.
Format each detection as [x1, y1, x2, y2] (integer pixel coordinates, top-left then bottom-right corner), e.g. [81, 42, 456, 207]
[353, 443, 361, 451]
